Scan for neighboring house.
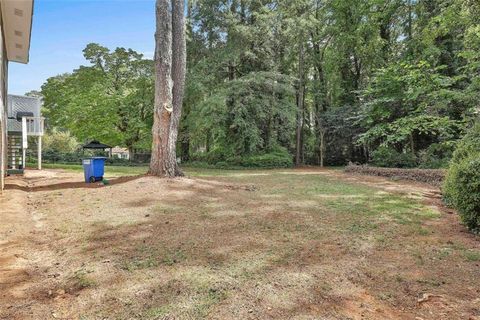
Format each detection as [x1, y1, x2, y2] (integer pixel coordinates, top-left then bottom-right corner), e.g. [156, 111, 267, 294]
[111, 146, 130, 160]
[0, 0, 34, 191]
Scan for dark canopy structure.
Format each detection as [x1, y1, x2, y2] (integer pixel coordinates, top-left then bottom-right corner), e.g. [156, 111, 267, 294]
[82, 140, 111, 150]
[82, 140, 112, 157]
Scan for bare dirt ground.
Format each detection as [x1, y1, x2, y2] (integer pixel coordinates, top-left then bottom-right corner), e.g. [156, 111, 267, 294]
[0, 167, 479, 320]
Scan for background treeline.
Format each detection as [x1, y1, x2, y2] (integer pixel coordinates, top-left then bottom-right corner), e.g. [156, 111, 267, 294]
[40, 0, 480, 169]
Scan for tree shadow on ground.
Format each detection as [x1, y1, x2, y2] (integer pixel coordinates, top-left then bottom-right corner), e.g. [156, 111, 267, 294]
[4, 175, 145, 192]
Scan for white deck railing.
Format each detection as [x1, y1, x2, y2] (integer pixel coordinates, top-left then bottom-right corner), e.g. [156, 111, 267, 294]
[23, 117, 45, 136]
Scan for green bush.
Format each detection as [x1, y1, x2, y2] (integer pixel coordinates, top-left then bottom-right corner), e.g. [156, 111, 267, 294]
[214, 161, 231, 169]
[444, 156, 480, 232]
[450, 123, 480, 163]
[443, 124, 480, 232]
[190, 146, 293, 168]
[238, 151, 293, 168]
[43, 129, 80, 153]
[190, 148, 229, 164]
[418, 143, 455, 169]
[370, 147, 417, 168]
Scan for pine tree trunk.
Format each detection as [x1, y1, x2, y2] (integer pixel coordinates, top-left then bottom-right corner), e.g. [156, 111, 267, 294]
[169, 0, 186, 176]
[319, 130, 325, 167]
[150, 0, 173, 176]
[149, 0, 186, 177]
[295, 38, 305, 167]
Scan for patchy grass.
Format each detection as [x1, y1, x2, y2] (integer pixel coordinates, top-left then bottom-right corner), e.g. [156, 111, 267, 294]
[464, 250, 480, 262]
[3, 167, 479, 320]
[67, 269, 97, 292]
[144, 305, 171, 319]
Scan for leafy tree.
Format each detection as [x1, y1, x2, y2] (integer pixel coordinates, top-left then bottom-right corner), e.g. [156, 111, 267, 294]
[41, 44, 154, 157]
[189, 71, 296, 156]
[39, 0, 480, 169]
[42, 128, 80, 153]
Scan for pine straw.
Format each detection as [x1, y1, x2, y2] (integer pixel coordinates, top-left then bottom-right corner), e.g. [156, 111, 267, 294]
[344, 164, 446, 187]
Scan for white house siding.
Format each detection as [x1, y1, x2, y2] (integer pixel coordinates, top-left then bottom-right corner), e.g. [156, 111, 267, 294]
[0, 9, 7, 191]
[0, 0, 33, 191]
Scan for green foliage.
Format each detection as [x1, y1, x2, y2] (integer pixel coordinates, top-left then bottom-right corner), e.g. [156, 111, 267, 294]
[360, 61, 469, 125]
[188, 72, 296, 157]
[40, 150, 85, 164]
[450, 123, 480, 163]
[370, 147, 417, 168]
[43, 129, 80, 153]
[190, 147, 293, 169]
[228, 148, 293, 168]
[444, 156, 480, 232]
[39, 0, 480, 169]
[180, 0, 478, 168]
[37, 151, 146, 167]
[191, 148, 229, 164]
[418, 142, 456, 169]
[41, 43, 153, 151]
[444, 124, 480, 232]
[359, 113, 463, 149]
[320, 106, 365, 165]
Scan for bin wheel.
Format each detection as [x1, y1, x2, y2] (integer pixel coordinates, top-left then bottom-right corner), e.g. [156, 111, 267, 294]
[89, 176, 96, 183]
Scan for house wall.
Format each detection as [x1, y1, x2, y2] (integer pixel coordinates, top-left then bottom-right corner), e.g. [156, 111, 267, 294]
[0, 8, 7, 191]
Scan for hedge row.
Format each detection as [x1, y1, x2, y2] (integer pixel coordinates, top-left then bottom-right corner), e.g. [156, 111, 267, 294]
[345, 164, 445, 187]
[189, 148, 294, 169]
[443, 124, 480, 232]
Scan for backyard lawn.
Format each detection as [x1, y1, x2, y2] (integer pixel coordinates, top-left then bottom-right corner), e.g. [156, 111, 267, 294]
[1, 167, 479, 319]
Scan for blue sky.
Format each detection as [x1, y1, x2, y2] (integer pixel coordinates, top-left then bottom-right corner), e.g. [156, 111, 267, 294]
[9, 0, 156, 95]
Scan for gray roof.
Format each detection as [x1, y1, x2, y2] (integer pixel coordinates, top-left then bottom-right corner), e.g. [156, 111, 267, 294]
[7, 94, 42, 118]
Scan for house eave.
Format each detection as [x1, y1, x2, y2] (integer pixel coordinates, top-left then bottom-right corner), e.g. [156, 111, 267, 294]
[1, 0, 34, 64]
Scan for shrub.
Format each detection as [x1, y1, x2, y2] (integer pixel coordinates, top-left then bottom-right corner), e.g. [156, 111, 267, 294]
[190, 146, 293, 168]
[370, 147, 417, 168]
[43, 129, 80, 153]
[190, 148, 229, 164]
[418, 143, 455, 169]
[214, 161, 231, 169]
[239, 151, 293, 168]
[443, 124, 480, 232]
[450, 123, 480, 163]
[443, 156, 480, 231]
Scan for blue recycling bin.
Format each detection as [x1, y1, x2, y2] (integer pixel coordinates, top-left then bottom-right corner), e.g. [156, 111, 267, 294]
[82, 157, 106, 183]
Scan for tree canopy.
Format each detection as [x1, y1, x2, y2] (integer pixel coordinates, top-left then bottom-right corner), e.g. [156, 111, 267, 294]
[178, 0, 479, 167]
[41, 43, 154, 155]
[40, 0, 480, 168]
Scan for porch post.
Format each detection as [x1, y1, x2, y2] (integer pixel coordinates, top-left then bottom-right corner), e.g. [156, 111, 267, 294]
[22, 117, 27, 170]
[38, 135, 42, 170]
[22, 148, 26, 169]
